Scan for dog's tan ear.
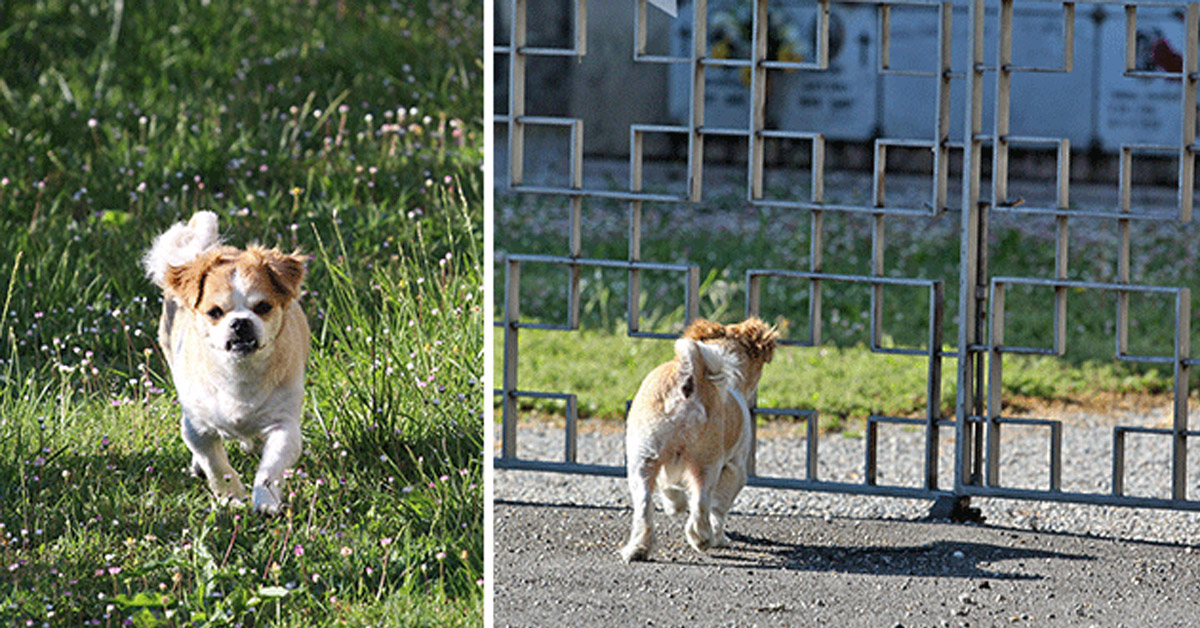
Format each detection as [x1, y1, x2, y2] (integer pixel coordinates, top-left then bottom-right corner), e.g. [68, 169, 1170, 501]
[164, 263, 202, 308]
[163, 249, 227, 308]
[727, 317, 779, 363]
[262, 249, 307, 300]
[163, 247, 241, 308]
[682, 318, 726, 342]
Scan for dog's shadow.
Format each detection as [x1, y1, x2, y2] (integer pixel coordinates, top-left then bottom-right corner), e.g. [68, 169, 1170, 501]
[699, 529, 1092, 580]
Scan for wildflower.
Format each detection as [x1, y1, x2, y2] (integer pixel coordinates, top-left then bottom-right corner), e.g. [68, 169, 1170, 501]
[380, 537, 392, 547]
[293, 544, 305, 557]
[87, 118, 98, 128]
[340, 546, 352, 557]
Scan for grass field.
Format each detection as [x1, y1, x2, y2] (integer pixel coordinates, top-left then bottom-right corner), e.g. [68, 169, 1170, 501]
[1, 1, 482, 626]
[495, 176, 1192, 430]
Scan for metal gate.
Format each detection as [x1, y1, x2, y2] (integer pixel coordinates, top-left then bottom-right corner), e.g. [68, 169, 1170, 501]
[494, 0, 1200, 517]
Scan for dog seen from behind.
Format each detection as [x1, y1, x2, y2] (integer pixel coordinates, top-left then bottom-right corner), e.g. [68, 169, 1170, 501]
[620, 317, 778, 562]
[143, 211, 310, 514]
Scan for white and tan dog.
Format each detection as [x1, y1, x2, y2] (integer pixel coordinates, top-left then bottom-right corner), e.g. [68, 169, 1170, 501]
[143, 211, 310, 514]
[620, 318, 777, 562]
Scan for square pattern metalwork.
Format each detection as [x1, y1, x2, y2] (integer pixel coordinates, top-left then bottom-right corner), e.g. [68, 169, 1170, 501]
[495, 0, 1200, 513]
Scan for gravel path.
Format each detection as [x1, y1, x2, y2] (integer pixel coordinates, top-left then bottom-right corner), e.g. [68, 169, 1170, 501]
[494, 408, 1200, 626]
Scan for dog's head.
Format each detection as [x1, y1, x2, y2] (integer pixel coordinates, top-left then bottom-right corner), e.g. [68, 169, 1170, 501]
[164, 245, 306, 358]
[683, 317, 778, 390]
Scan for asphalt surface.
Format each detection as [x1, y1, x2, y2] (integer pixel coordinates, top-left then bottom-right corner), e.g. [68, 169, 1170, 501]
[494, 497, 1200, 627]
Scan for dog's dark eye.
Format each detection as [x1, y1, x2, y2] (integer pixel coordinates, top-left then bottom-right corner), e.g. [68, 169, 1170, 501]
[252, 302, 273, 316]
[206, 306, 224, 320]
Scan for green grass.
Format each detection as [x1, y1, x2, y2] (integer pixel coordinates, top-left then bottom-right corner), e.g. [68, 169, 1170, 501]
[496, 330, 1171, 431]
[1, 1, 482, 626]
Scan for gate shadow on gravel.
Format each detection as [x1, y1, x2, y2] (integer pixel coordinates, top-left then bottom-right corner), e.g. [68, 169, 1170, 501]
[722, 531, 1094, 581]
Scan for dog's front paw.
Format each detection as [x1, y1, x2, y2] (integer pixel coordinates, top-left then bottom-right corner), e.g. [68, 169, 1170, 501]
[214, 489, 249, 509]
[252, 485, 286, 515]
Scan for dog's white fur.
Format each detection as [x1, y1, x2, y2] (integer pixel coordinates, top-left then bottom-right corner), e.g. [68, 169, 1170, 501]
[143, 211, 309, 514]
[620, 318, 777, 562]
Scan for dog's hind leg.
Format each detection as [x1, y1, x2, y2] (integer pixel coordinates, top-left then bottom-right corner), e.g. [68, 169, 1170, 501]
[684, 462, 721, 553]
[660, 484, 688, 516]
[709, 461, 747, 548]
[620, 457, 660, 562]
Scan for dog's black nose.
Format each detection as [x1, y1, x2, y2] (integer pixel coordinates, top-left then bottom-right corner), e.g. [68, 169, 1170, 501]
[226, 318, 259, 354]
[231, 317, 253, 337]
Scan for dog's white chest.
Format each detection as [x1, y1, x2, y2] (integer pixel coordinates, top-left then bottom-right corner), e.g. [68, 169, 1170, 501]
[177, 370, 300, 439]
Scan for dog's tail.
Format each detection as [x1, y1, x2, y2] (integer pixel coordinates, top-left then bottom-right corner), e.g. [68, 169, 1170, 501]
[674, 336, 741, 399]
[142, 211, 221, 288]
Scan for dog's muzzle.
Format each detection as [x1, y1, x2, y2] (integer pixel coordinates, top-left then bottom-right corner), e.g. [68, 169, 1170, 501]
[226, 318, 260, 354]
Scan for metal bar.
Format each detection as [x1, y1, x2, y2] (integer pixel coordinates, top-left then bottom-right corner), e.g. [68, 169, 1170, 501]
[870, 213, 885, 351]
[810, 211, 824, 346]
[933, 2, 952, 216]
[1050, 421, 1063, 492]
[993, 0, 1013, 206]
[1179, 4, 1198, 222]
[748, 0, 768, 201]
[1113, 427, 1126, 496]
[510, 185, 686, 203]
[505, 253, 692, 272]
[567, 120, 583, 331]
[565, 394, 578, 464]
[812, 136, 826, 203]
[508, 0, 526, 186]
[634, 0, 648, 60]
[686, 266, 700, 323]
[878, 3, 892, 72]
[1124, 5, 1137, 74]
[807, 408, 819, 481]
[989, 205, 1179, 221]
[628, 128, 644, 336]
[746, 272, 762, 320]
[749, 268, 942, 289]
[986, 282, 1005, 487]
[688, 0, 706, 202]
[703, 57, 751, 68]
[502, 258, 521, 459]
[751, 196, 947, 215]
[1173, 289, 1192, 499]
[991, 276, 1185, 295]
[873, 142, 888, 208]
[956, 0, 986, 492]
[865, 417, 879, 485]
[574, 0, 587, 57]
[926, 281, 945, 490]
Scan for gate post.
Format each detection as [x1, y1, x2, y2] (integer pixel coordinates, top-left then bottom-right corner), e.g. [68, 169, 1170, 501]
[932, 0, 989, 523]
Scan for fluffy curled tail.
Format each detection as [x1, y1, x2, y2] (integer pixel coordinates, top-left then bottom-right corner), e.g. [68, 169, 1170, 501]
[142, 211, 221, 288]
[673, 337, 741, 399]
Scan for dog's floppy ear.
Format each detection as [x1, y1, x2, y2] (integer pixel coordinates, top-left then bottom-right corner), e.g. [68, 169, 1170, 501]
[726, 317, 779, 363]
[164, 249, 228, 308]
[261, 249, 307, 300]
[682, 318, 726, 342]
